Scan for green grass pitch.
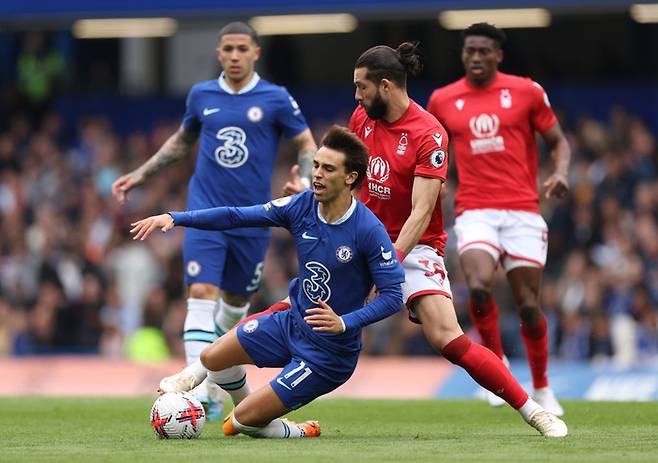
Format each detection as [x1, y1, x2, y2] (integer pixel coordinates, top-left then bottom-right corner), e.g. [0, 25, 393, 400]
[1, 398, 657, 462]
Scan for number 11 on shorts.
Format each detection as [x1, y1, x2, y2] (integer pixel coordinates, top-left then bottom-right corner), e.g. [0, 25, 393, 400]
[278, 361, 313, 389]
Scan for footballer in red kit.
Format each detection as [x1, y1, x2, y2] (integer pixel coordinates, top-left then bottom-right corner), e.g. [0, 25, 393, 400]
[427, 23, 571, 415]
[348, 42, 567, 437]
[427, 72, 555, 215]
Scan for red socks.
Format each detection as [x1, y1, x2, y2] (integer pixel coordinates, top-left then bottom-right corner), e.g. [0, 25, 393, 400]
[468, 297, 504, 358]
[442, 335, 528, 409]
[521, 317, 549, 389]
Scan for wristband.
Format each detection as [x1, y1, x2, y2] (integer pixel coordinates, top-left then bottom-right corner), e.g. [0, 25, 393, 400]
[395, 247, 406, 262]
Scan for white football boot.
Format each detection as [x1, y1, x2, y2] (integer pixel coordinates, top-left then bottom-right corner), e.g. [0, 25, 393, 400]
[526, 409, 568, 437]
[159, 366, 204, 393]
[533, 386, 564, 416]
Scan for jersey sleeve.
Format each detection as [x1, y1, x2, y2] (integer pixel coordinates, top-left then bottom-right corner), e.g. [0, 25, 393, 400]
[170, 193, 302, 231]
[340, 221, 404, 331]
[529, 81, 557, 133]
[414, 123, 449, 181]
[276, 88, 310, 139]
[181, 84, 201, 133]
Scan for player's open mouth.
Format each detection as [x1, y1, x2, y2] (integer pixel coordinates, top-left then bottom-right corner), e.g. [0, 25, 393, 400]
[313, 182, 326, 193]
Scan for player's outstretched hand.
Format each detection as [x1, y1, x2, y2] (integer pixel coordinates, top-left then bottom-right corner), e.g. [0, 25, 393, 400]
[543, 172, 569, 199]
[283, 164, 307, 195]
[304, 300, 345, 334]
[112, 172, 144, 204]
[130, 214, 175, 240]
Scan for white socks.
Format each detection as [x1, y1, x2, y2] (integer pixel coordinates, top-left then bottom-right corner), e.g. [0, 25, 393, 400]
[183, 298, 218, 365]
[207, 365, 251, 405]
[184, 298, 251, 405]
[232, 415, 304, 438]
[215, 298, 250, 335]
[518, 398, 543, 421]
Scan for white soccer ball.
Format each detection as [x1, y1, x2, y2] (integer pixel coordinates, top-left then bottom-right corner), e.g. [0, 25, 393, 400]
[150, 391, 206, 439]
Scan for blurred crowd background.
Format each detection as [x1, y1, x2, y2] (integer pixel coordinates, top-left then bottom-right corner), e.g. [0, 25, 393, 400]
[1, 4, 657, 367]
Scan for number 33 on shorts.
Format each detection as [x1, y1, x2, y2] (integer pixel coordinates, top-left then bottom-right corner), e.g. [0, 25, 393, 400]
[418, 258, 446, 280]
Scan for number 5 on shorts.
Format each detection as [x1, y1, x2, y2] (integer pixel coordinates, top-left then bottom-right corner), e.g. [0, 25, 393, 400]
[246, 261, 264, 292]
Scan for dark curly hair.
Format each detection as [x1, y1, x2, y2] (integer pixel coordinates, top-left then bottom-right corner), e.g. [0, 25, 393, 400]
[354, 42, 423, 88]
[461, 22, 506, 48]
[320, 125, 368, 190]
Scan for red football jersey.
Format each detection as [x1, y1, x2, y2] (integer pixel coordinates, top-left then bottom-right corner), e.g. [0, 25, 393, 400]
[349, 101, 449, 254]
[427, 72, 557, 215]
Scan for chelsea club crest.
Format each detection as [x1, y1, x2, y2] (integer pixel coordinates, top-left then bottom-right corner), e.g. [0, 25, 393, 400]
[336, 245, 353, 263]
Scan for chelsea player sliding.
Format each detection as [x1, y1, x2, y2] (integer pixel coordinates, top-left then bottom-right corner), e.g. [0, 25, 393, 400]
[130, 126, 405, 439]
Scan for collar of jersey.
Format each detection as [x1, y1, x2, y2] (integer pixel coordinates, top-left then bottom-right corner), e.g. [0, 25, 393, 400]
[378, 99, 415, 127]
[217, 72, 261, 95]
[463, 71, 500, 91]
[317, 196, 357, 225]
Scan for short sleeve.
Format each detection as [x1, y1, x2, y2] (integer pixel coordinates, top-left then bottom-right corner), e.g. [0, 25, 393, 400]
[276, 88, 309, 139]
[414, 124, 449, 182]
[182, 85, 201, 133]
[529, 81, 557, 134]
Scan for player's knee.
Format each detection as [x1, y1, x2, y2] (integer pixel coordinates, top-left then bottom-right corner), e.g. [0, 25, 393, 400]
[468, 287, 492, 306]
[519, 304, 542, 325]
[222, 291, 249, 307]
[200, 346, 216, 371]
[188, 283, 219, 300]
[423, 323, 464, 351]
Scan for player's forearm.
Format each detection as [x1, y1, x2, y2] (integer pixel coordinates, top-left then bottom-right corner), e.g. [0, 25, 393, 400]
[135, 130, 194, 181]
[395, 210, 432, 256]
[341, 285, 403, 331]
[296, 148, 315, 187]
[170, 205, 275, 231]
[550, 137, 571, 176]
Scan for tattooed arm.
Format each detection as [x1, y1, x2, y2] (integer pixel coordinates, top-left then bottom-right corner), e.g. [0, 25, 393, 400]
[112, 126, 198, 204]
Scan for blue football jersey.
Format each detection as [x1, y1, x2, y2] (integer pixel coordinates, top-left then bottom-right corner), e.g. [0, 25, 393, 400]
[170, 190, 405, 353]
[182, 73, 309, 237]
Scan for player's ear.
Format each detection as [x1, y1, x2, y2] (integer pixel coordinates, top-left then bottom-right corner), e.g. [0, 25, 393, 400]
[496, 47, 503, 64]
[345, 171, 358, 187]
[253, 44, 261, 62]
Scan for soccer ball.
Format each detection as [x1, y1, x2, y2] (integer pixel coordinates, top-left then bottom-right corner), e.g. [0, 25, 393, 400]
[150, 391, 206, 439]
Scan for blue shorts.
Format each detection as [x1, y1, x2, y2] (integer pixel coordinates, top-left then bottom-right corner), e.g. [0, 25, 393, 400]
[236, 310, 358, 409]
[183, 228, 268, 296]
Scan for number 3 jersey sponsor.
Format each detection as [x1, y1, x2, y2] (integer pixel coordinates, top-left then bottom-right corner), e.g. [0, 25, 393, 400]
[182, 73, 309, 237]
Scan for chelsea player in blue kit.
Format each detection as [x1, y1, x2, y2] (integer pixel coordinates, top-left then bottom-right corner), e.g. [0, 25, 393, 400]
[131, 126, 405, 438]
[112, 22, 317, 419]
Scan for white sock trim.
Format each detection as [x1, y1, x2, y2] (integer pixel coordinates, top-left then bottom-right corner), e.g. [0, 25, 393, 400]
[518, 398, 543, 421]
